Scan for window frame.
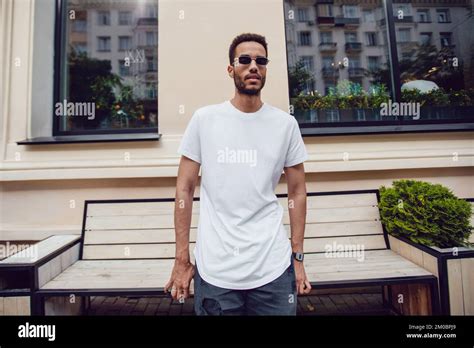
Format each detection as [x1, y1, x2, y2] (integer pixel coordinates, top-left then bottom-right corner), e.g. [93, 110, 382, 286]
[283, 0, 473, 136]
[52, 0, 159, 137]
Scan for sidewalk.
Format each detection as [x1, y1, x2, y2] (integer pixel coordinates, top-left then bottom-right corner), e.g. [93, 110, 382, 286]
[86, 292, 391, 316]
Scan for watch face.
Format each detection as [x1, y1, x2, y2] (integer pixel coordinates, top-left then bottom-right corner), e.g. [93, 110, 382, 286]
[294, 252, 304, 261]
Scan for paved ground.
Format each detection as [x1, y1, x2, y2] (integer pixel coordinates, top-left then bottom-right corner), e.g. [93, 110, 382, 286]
[86, 292, 392, 316]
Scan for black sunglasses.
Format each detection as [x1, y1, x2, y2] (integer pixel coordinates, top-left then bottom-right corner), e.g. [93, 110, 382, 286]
[235, 55, 270, 66]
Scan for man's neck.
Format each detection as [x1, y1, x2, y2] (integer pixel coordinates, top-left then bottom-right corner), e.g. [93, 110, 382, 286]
[230, 94, 263, 113]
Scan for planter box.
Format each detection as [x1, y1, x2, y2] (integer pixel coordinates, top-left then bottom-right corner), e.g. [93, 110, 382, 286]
[387, 234, 474, 315]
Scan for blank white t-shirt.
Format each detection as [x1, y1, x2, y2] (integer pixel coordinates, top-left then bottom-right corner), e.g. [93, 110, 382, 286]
[177, 100, 308, 289]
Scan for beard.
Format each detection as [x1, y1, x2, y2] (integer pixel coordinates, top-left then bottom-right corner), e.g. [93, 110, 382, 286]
[234, 74, 266, 96]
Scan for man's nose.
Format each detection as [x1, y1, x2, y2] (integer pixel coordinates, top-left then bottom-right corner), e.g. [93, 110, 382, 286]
[249, 60, 258, 72]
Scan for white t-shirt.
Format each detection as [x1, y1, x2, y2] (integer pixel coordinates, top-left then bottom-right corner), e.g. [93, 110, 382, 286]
[177, 100, 308, 289]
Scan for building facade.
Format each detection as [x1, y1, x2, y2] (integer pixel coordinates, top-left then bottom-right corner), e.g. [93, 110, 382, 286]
[0, 0, 473, 242]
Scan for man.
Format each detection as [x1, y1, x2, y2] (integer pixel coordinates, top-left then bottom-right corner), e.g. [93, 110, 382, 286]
[165, 33, 311, 315]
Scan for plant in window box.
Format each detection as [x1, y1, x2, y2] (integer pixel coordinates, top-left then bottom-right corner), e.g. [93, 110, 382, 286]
[378, 179, 474, 315]
[111, 85, 145, 128]
[379, 179, 472, 248]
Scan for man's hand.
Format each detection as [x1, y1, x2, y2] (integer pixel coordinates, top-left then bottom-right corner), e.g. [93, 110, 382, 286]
[164, 260, 195, 301]
[294, 261, 312, 295]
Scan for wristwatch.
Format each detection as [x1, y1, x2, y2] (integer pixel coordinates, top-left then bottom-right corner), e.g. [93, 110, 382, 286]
[292, 252, 304, 262]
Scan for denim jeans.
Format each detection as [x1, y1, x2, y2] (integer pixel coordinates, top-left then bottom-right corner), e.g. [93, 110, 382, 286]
[194, 256, 297, 316]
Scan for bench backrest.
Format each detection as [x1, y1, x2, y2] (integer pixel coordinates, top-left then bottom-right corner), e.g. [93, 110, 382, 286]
[81, 190, 388, 260]
[278, 190, 388, 253]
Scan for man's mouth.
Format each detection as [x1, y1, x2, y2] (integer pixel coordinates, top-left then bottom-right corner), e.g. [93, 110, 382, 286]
[246, 75, 260, 80]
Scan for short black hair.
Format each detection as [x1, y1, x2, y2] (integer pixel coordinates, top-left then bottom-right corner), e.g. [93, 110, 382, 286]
[229, 33, 268, 65]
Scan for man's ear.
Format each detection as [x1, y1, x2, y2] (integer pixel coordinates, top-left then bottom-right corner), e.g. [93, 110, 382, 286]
[227, 65, 234, 78]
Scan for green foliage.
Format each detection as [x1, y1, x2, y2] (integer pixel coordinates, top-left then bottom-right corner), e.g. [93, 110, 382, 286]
[290, 81, 390, 110]
[68, 50, 145, 126]
[288, 60, 315, 97]
[379, 180, 473, 248]
[291, 83, 474, 111]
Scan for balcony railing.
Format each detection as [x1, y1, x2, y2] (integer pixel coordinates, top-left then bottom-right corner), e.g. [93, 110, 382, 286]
[335, 16, 360, 26]
[348, 67, 365, 77]
[321, 67, 339, 79]
[317, 16, 335, 26]
[318, 42, 337, 52]
[345, 42, 362, 52]
[394, 16, 414, 23]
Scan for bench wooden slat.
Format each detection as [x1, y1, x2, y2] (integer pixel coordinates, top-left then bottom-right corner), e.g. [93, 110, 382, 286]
[278, 193, 378, 209]
[40, 259, 177, 290]
[304, 235, 387, 253]
[82, 243, 195, 260]
[83, 221, 382, 245]
[85, 214, 199, 230]
[87, 201, 200, 216]
[283, 206, 381, 224]
[303, 220, 383, 238]
[84, 228, 198, 244]
[86, 193, 378, 218]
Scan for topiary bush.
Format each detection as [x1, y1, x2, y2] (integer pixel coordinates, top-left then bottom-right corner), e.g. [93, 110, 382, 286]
[379, 180, 473, 248]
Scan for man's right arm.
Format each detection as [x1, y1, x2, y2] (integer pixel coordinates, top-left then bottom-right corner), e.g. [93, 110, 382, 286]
[164, 155, 200, 300]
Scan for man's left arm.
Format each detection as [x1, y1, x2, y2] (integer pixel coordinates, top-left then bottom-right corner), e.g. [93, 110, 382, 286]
[284, 163, 312, 295]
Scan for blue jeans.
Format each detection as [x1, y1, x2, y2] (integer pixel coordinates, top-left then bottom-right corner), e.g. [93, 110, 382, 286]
[194, 256, 297, 316]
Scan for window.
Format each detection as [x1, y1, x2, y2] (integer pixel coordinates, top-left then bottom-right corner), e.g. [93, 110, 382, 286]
[397, 28, 411, 42]
[118, 36, 132, 51]
[298, 31, 311, 46]
[119, 11, 132, 25]
[146, 5, 157, 18]
[147, 56, 157, 72]
[317, 4, 333, 17]
[55, 0, 159, 135]
[119, 60, 131, 76]
[367, 56, 379, 72]
[72, 42, 87, 54]
[420, 33, 432, 45]
[97, 11, 110, 26]
[440, 32, 453, 47]
[362, 10, 374, 23]
[322, 56, 333, 69]
[146, 31, 157, 46]
[97, 36, 111, 51]
[394, 4, 411, 17]
[417, 9, 430, 23]
[344, 32, 357, 43]
[343, 5, 358, 18]
[300, 56, 314, 72]
[366, 32, 377, 46]
[297, 8, 309, 22]
[72, 19, 87, 32]
[320, 31, 332, 44]
[437, 9, 450, 23]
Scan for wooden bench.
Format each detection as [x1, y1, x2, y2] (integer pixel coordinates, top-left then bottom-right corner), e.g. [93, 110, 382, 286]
[33, 190, 440, 315]
[0, 235, 80, 315]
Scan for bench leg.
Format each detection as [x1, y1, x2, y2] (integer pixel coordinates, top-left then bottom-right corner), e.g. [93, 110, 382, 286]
[42, 295, 84, 315]
[429, 280, 441, 315]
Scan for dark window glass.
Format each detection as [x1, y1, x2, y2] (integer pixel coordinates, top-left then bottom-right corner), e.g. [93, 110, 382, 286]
[55, 0, 158, 135]
[284, 0, 473, 131]
[285, 0, 394, 126]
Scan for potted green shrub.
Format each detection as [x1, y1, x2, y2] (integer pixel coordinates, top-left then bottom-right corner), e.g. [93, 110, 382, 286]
[378, 179, 474, 315]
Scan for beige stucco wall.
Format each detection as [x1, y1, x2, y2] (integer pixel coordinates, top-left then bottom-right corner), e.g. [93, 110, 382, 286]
[1, 0, 473, 240]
